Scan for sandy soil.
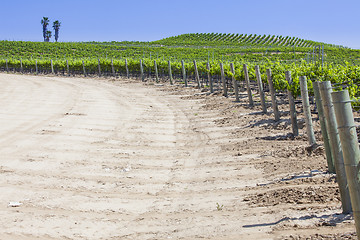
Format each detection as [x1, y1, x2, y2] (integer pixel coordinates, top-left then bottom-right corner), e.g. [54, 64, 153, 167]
[0, 73, 357, 239]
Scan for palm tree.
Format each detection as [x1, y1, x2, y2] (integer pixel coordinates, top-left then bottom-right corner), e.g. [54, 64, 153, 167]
[45, 30, 52, 42]
[53, 20, 61, 42]
[41, 17, 50, 42]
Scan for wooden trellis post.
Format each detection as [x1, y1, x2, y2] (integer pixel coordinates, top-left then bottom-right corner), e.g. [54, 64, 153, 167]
[51, 59, 54, 74]
[285, 71, 298, 136]
[82, 61, 86, 77]
[332, 89, 360, 234]
[255, 65, 267, 113]
[230, 63, 239, 101]
[111, 59, 115, 77]
[168, 60, 173, 85]
[140, 59, 144, 81]
[154, 60, 159, 83]
[181, 60, 187, 87]
[193, 60, 201, 89]
[313, 82, 334, 173]
[220, 62, 227, 97]
[319, 81, 351, 214]
[266, 69, 280, 121]
[243, 64, 253, 106]
[299, 76, 316, 146]
[98, 59, 101, 76]
[66, 60, 70, 76]
[207, 62, 213, 93]
[125, 59, 129, 78]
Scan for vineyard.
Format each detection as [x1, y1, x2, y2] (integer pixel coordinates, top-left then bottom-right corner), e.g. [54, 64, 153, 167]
[0, 33, 360, 102]
[152, 33, 341, 48]
[2, 33, 360, 239]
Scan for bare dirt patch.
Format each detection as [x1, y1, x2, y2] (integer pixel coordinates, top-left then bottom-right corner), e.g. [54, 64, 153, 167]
[0, 73, 358, 239]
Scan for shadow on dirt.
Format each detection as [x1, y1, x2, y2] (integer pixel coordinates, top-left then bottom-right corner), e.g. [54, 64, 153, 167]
[243, 212, 353, 228]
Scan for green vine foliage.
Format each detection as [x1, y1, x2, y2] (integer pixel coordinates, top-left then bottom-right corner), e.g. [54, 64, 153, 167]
[1, 58, 359, 103]
[0, 38, 359, 105]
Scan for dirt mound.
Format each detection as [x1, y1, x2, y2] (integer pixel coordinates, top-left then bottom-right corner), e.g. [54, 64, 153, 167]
[244, 185, 340, 206]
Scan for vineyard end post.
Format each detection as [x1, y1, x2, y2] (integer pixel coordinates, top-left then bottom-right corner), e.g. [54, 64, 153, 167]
[299, 76, 316, 146]
[319, 81, 352, 214]
[332, 90, 360, 235]
[313, 82, 334, 173]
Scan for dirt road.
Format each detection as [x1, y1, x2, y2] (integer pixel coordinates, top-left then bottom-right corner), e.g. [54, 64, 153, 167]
[0, 73, 356, 239]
